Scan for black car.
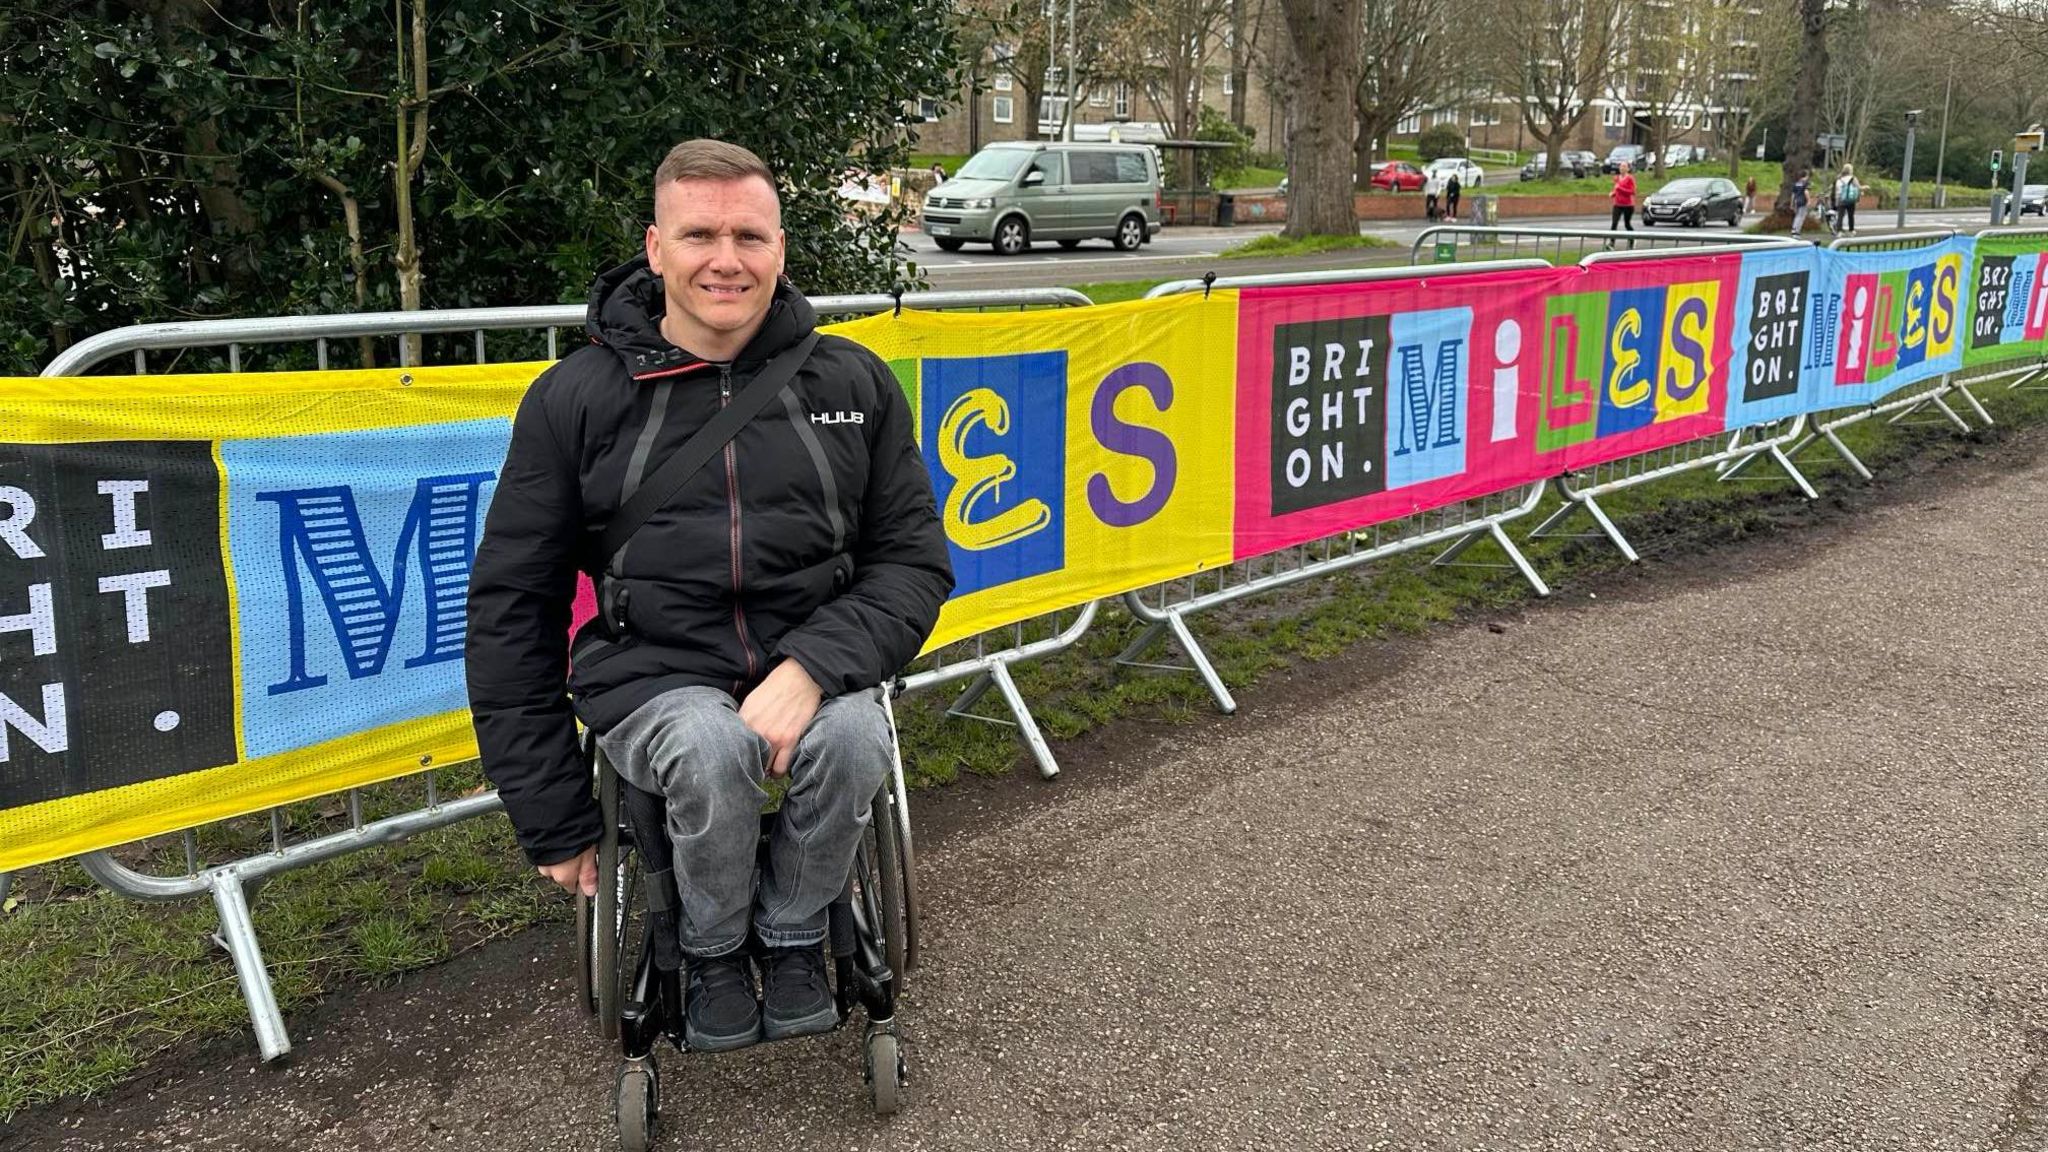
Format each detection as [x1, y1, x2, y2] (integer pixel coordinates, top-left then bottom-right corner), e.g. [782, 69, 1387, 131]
[1641, 177, 1745, 227]
[2021, 184, 2046, 215]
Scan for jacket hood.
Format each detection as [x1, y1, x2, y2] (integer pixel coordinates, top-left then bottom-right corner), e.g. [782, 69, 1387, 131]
[584, 254, 817, 380]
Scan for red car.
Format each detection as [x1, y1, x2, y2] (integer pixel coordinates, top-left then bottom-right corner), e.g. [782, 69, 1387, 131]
[1370, 161, 1425, 192]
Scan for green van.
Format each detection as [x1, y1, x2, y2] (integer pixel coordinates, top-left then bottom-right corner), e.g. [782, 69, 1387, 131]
[921, 142, 1163, 255]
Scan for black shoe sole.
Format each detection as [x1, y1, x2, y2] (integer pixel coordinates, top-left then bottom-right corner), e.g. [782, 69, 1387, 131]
[685, 1016, 762, 1053]
[761, 1003, 838, 1042]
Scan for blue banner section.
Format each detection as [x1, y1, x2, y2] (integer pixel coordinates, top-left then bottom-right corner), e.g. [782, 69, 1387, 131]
[222, 420, 508, 758]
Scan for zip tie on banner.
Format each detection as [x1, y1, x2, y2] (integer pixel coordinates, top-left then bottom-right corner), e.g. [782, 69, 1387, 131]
[891, 283, 905, 318]
[1202, 271, 1217, 299]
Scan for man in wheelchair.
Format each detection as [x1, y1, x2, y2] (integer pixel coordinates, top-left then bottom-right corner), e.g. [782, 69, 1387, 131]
[466, 139, 953, 1055]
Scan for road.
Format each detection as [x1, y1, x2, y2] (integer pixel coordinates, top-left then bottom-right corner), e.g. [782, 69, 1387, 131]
[911, 208, 2007, 292]
[12, 419, 2046, 1149]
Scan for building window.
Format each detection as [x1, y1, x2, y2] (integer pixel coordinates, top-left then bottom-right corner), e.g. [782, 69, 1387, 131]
[1601, 104, 1627, 129]
[993, 96, 1014, 124]
[1222, 71, 1233, 96]
[919, 97, 941, 122]
[1114, 82, 1131, 119]
[1470, 107, 1500, 127]
[1039, 95, 1067, 134]
[1091, 89, 1108, 106]
[994, 71, 1012, 92]
[1396, 113, 1421, 135]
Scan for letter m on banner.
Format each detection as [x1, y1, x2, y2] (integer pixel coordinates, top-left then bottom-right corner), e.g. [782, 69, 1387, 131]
[259, 472, 493, 695]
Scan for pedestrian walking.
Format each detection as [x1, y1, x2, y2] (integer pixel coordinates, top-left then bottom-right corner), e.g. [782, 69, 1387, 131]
[1833, 164, 1862, 234]
[1791, 171, 1812, 238]
[1607, 162, 1636, 244]
[1745, 174, 1757, 215]
[1445, 173, 1462, 222]
[1424, 170, 1442, 222]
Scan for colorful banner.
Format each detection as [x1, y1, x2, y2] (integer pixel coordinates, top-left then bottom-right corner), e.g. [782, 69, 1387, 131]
[4, 234, 2046, 871]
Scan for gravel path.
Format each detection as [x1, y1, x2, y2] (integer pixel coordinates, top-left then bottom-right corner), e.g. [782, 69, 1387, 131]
[10, 447, 2045, 1152]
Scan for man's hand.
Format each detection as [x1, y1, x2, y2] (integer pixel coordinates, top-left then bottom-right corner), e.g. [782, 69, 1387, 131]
[738, 658, 823, 778]
[538, 845, 599, 897]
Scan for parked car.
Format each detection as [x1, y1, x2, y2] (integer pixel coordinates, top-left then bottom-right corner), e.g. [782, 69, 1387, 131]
[1659, 143, 1709, 169]
[1519, 151, 1596, 180]
[1370, 161, 1426, 191]
[1423, 157, 1485, 187]
[922, 141, 1163, 255]
[1640, 176, 1746, 227]
[2021, 184, 2047, 215]
[1602, 144, 1648, 173]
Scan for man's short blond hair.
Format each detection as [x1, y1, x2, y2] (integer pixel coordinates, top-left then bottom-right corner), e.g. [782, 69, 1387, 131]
[655, 139, 776, 192]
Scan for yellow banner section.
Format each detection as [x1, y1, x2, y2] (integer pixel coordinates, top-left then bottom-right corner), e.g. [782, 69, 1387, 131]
[832, 292, 1241, 650]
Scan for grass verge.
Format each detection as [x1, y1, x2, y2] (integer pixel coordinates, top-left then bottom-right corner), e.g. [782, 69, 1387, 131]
[1222, 233, 1399, 259]
[4, 329, 2043, 1119]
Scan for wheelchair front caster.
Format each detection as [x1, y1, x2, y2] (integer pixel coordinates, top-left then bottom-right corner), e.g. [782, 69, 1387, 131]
[614, 1057, 658, 1151]
[865, 1028, 905, 1116]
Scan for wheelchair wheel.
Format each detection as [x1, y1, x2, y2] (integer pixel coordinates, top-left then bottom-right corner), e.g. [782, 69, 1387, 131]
[891, 771, 922, 973]
[864, 1029, 904, 1116]
[855, 792, 908, 987]
[614, 1057, 658, 1152]
[574, 890, 597, 1015]
[594, 760, 644, 1042]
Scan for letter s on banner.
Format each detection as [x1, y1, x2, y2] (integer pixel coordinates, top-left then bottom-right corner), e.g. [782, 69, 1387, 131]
[1086, 363, 1178, 529]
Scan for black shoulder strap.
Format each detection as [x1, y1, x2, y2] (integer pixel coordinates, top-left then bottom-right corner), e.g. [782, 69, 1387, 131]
[601, 330, 821, 567]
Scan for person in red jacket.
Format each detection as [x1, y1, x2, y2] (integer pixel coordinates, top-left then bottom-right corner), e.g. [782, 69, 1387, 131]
[1609, 161, 1638, 236]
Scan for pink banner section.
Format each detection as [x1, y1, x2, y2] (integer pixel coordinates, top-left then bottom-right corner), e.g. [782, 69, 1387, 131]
[1231, 255, 1747, 562]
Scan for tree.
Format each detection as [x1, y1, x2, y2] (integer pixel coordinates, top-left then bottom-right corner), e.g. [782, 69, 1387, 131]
[1769, 0, 1830, 225]
[1352, 0, 1454, 184]
[1277, 0, 1363, 237]
[1487, 0, 1627, 187]
[1698, 0, 1798, 180]
[0, 0, 960, 375]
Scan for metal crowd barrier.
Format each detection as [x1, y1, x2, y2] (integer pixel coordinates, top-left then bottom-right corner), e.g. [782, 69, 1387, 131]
[1759, 231, 1978, 482]
[1519, 239, 1817, 564]
[31, 286, 1093, 1061]
[1774, 227, 2048, 480]
[1115, 262, 1555, 714]
[1413, 224, 1789, 267]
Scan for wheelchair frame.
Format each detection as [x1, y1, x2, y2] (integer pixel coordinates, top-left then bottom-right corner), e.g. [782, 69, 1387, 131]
[572, 692, 920, 1149]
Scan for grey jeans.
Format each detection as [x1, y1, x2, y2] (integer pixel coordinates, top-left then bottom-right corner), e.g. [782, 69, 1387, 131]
[597, 685, 891, 957]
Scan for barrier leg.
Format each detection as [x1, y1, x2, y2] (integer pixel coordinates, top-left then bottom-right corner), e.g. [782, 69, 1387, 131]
[1821, 425, 1875, 481]
[1164, 611, 1235, 715]
[1489, 522, 1552, 597]
[2007, 365, 2046, 391]
[1113, 618, 1171, 667]
[211, 872, 291, 1062]
[1527, 480, 1584, 541]
[987, 662, 1059, 780]
[1953, 380, 1995, 426]
[946, 673, 996, 718]
[1430, 523, 1552, 598]
[1579, 494, 1641, 563]
[1768, 444, 1820, 500]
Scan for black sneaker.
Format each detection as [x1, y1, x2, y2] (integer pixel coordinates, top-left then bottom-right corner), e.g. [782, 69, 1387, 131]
[684, 953, 760, 1052]
[761, 946, 837, 1041]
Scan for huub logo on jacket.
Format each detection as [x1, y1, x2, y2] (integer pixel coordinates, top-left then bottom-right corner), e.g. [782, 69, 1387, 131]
[810, 410, 865, 425]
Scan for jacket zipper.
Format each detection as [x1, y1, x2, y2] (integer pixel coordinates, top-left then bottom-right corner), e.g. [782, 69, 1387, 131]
[721, 366, 758, 689]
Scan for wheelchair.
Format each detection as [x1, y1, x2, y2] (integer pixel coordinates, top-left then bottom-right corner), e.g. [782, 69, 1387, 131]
[572, 691, 921, 1151]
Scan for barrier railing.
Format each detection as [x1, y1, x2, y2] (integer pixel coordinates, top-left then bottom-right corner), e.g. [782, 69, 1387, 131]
[1115, 262, 1556, 714]
[31, 286, 1094, 1062]
[1518, 239, 1819, 563]
[1769, 227, 2048, 479]
[1750, 232, 1978, 482]
[1412, 225, 1788, 268]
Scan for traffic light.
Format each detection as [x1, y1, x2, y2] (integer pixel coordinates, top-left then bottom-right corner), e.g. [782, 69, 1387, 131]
[1992, 148, 2003, 172]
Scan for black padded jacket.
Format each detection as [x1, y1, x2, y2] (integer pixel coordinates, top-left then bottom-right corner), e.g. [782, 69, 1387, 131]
[465, 257, 953, 866]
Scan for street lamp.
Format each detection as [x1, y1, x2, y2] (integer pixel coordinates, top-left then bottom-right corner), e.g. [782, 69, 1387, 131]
[1898, 108, 1922, 229]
